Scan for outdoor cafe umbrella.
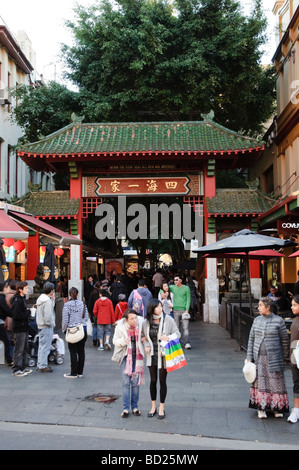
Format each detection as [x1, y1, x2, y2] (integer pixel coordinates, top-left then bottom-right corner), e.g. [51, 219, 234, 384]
[203, 249, 285, 260]
[194, 229, 295, 314]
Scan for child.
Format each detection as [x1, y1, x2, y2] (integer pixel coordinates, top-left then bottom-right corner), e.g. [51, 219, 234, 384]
[93, 289, 114, 351]
[158, 282, 173, 317]
[113, 294, 129, 323]
[288, 294, 299, 423]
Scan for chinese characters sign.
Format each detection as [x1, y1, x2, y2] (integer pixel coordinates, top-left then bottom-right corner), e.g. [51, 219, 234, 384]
[87, 177, 192, 196]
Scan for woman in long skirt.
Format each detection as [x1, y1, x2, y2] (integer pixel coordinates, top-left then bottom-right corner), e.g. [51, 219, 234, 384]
[246, 297, 289, 418]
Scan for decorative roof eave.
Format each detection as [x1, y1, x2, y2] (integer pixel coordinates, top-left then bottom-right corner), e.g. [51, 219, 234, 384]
[14, 190, 80, 218]
[206, 188, 276, 217]
[18, 147, 264, 159]
[208, 212, 263, 218]
[17, 117, 265, 171]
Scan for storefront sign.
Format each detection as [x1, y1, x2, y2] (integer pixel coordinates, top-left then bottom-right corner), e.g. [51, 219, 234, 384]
[278, 219, 299, 235]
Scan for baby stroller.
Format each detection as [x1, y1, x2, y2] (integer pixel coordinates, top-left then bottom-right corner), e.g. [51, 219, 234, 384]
[48, 334, 65, 365]
[28, 316, 39, 367]
[27, 314, 65, 367]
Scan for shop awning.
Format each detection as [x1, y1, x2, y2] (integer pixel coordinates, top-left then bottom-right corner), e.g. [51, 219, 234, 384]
[9, 211, 81, 246]
[0, 209, 28, 240]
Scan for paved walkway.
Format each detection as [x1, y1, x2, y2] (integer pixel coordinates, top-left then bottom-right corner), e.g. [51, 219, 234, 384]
[0, 320, 298, 449]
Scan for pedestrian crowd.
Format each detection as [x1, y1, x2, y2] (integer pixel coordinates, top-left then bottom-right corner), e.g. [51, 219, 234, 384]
[0, 268, 199, 420]
[3, 268, 299, 425]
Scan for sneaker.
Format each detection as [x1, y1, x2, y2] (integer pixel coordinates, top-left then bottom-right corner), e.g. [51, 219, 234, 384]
[23, 368, 32, 375]
[185, 343, 191, 349]
[288, 408, 299, 423]
[104, 341, 111, 350]
[12, 370, 28, 377]
[63, 373, 78, 379]
[97, 345, 104, 351]
[258, 410, 267, 419]
[274, 411, 283, 418]
[36, 367, 53, 373]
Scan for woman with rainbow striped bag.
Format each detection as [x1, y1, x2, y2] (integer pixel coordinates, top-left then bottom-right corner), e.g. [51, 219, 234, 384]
[143, 299, 185, 420]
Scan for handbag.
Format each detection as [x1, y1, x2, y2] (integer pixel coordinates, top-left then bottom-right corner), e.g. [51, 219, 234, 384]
[242, 359, 256, 384]
[66, 323, 84, 343]
[65, 302, 86, 344]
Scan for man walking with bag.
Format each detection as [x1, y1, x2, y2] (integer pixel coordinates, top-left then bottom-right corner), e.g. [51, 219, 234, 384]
[36, 282, 56, 373]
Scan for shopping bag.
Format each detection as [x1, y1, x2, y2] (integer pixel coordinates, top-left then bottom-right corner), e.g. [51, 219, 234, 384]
[162, 336, 187, 372]
[293, 343, 299, 369]
[86, 318, 93, 336]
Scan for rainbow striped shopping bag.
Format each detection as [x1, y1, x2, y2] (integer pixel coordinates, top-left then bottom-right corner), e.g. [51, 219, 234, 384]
[163, 337, 187, 372]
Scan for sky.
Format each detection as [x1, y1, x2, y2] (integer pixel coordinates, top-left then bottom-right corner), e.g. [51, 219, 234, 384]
[0, 0, 277, 84]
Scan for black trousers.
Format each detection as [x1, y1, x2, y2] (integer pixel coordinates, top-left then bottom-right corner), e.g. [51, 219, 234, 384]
[148, 365, 168, 403]
[12, 331, 28, 372]
[67, 329, 87, 376]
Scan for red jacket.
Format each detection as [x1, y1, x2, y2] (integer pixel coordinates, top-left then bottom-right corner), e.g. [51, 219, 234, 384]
[93, 297, 114, 324]
[113, 301, 129, 323]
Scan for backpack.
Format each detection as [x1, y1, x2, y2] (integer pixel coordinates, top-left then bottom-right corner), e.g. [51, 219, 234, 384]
[132, 290, 145, 317]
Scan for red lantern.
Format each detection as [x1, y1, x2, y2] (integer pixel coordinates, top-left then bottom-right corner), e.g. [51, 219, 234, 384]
[54, 248, 64, 257]
[13, 240, 26, 253]
[3, 238, 15, 247]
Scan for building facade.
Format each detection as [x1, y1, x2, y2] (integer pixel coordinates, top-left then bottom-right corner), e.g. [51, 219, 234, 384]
[249, 1, 299, 290]
[0, 20, 54, 200]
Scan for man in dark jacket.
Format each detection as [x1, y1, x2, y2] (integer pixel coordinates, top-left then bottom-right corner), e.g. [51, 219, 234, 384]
[11, 281, 31, 377]
[110, 275, 126, 308]
[0, 281, 13, 365]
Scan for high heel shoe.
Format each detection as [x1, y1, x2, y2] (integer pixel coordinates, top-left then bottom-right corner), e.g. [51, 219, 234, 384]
[147, 409, 157, 418]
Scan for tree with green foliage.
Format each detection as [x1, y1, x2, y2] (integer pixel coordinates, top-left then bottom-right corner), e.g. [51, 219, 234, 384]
[11, 0, 275, 141]
[9, 81, 81, 144]
[61, 0, 275, 134]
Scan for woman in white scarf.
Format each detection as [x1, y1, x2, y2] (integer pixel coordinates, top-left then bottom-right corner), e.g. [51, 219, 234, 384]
[112, 308, 145, 418]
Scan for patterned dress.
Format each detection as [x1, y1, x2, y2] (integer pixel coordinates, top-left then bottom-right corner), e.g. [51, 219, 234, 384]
[249, 340, 289, 413]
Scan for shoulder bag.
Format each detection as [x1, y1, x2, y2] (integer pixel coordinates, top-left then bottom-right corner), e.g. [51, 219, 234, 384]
[65, 302, 85, 344]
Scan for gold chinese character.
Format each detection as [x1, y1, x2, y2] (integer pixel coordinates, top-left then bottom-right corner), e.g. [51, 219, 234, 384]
[111, 180, 120, 193]
[147, 180, 158, 192]
[165, 181, 178, 190]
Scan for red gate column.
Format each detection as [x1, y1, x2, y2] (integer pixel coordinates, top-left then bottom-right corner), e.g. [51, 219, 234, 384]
[27, 232, 39, 282]
[203, 160, 219, 323]
[69, 165, 84, 299]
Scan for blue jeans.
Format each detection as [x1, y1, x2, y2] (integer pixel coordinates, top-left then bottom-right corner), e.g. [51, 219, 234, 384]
[37, 327, 53, 369]
[121, 357, 140, 411]
[97, 324, 111, 342]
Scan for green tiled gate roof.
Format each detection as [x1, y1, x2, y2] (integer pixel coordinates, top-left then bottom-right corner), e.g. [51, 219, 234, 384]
[206, 189, 275, 215]
[18, 119, 264, 156]
[16, 191, 80, 217]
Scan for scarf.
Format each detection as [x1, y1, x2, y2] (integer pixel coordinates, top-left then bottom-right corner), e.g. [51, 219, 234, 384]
[124, 324, 144, 385]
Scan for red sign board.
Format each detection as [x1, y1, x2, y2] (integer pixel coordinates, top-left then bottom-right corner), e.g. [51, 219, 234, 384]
[93, 177, 191, 196]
